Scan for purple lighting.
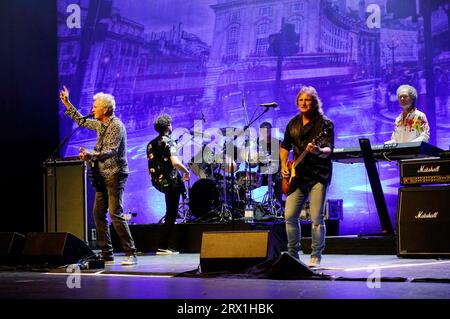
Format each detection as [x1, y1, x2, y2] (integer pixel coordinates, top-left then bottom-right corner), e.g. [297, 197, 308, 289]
[58, 0, 450, 234]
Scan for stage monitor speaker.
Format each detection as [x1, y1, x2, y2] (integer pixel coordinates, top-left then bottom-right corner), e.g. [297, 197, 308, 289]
[397, 186, 450, 258]
[22, 232, 95, 266]
[200, 230, 270, 273]
[0, 232, 25, 265]
[44, 160, 97, 249]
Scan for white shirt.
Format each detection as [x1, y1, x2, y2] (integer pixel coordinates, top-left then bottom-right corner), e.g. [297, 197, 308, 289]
[386, 108, 430, 144]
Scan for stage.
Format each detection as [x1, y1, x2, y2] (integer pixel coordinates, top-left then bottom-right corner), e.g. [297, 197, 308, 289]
[0, 254, 449, 300]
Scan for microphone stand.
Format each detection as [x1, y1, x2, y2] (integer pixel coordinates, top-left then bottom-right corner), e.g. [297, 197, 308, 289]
[241, 94, 253, 225]
[45, 122, 86, 164]
[223, 100, 274, 229]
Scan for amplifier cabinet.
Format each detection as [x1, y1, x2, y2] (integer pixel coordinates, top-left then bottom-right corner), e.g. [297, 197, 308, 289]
[43, 160, 97, 249]
[397, 186, 450, 257]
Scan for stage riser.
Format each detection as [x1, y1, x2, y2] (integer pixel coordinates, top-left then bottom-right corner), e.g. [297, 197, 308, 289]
[110, 221, 396, 255]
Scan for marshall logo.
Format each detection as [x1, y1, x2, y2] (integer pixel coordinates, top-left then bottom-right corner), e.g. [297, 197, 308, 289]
[415, 211, 439, 219]
[417, 165, 440, 173]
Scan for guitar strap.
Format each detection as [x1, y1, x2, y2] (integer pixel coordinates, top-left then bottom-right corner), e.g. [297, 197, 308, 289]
[90, 120, 113, 179]
[310, 116, 325, 143]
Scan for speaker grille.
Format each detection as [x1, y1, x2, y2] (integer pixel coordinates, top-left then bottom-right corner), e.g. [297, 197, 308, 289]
[200, 230, 270, 272]
[397, 186, 450, 257]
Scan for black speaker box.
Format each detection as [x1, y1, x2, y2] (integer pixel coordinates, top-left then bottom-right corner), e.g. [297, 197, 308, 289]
[22, 232, 95, 266]
[200, 230, 271, 273]
[397, 186, 450, 258]
[0, 232, 25, 265]
[43, 160, 97, 249]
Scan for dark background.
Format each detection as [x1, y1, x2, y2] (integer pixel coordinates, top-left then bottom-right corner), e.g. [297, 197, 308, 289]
[0, 0, 58, 233]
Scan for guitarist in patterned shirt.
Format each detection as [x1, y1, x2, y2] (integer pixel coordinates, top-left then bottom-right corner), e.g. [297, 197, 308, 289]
[147, 114, 190, 255]
[280, 86, 334, 268]
[60, 86, 137, 266]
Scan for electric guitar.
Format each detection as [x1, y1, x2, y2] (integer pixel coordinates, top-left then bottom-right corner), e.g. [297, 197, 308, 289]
[80, 147, 102, 189]
[281, 129, 328, 195]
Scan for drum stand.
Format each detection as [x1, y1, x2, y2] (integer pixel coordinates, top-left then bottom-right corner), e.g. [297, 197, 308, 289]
[213, 164, 233, 222]
[242, 161, 255, 213]
[261, 173, 284, 218]
[178, 187, 195, 223]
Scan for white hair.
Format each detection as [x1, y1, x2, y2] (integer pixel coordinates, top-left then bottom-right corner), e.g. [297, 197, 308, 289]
[93, 92, 116, 115]
[397, 84, 417, 106]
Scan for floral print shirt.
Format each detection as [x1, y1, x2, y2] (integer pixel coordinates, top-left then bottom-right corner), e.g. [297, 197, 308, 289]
[386, 108, 430, 144]
[65, 105, 129, 178]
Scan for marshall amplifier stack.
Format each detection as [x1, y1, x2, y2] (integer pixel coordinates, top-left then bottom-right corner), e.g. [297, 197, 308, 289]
[400, 157, 450, 185]
[397, 156, 450, 258]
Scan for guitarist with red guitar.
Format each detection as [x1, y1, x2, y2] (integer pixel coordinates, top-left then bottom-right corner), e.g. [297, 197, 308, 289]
[280, 86, 334, 268]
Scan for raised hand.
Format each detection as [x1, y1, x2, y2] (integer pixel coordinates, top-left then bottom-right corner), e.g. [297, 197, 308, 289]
[59, 85, 70, 108]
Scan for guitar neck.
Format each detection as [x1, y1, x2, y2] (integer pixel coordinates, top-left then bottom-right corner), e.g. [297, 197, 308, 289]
[293, 149, 308, 168]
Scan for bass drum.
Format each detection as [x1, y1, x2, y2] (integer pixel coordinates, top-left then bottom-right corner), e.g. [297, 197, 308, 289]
[188, 179, 220, 220]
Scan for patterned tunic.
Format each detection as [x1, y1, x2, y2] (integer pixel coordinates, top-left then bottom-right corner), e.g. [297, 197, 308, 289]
[65, 105, 129, 178]
[386, 108, 430, 143]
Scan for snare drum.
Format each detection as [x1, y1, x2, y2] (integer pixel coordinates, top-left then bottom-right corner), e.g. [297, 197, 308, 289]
[235, 171, 262, 189]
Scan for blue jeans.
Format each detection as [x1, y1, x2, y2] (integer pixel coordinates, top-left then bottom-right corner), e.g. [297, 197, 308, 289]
[285, 182, 327, 260]
[93, 173, 136, 257]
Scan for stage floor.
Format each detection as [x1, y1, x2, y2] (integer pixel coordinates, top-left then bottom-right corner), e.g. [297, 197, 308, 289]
[1, 254, 449, 300]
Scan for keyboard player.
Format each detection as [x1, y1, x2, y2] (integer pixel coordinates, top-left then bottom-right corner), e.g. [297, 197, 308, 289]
[385, 84, 430, 144]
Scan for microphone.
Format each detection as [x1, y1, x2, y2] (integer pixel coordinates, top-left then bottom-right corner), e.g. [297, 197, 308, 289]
[260, 102, 278, 108]
[201, 112, 206, 123]
[81, 113, 94, 120]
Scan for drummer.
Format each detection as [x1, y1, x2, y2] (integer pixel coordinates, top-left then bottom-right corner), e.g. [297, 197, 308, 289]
[235, 122, 282, 200]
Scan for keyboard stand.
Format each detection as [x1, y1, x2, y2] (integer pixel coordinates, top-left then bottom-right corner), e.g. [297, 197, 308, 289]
[358, 138, 395, 236]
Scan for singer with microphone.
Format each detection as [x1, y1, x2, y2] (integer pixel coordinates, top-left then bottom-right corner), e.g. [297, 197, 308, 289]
[59, 86, 137, 266]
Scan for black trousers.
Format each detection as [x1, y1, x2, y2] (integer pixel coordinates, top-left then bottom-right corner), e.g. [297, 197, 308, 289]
[93, 173, 136, 257]
[159, 184, 184, 249]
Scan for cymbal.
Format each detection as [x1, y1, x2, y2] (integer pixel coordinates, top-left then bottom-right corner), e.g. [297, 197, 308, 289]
[189, 129, 212, 139]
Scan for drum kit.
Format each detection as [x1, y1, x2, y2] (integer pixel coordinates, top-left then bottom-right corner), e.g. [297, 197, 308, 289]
[175, 99, 282, 223]
[176, 132, 284, 223]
